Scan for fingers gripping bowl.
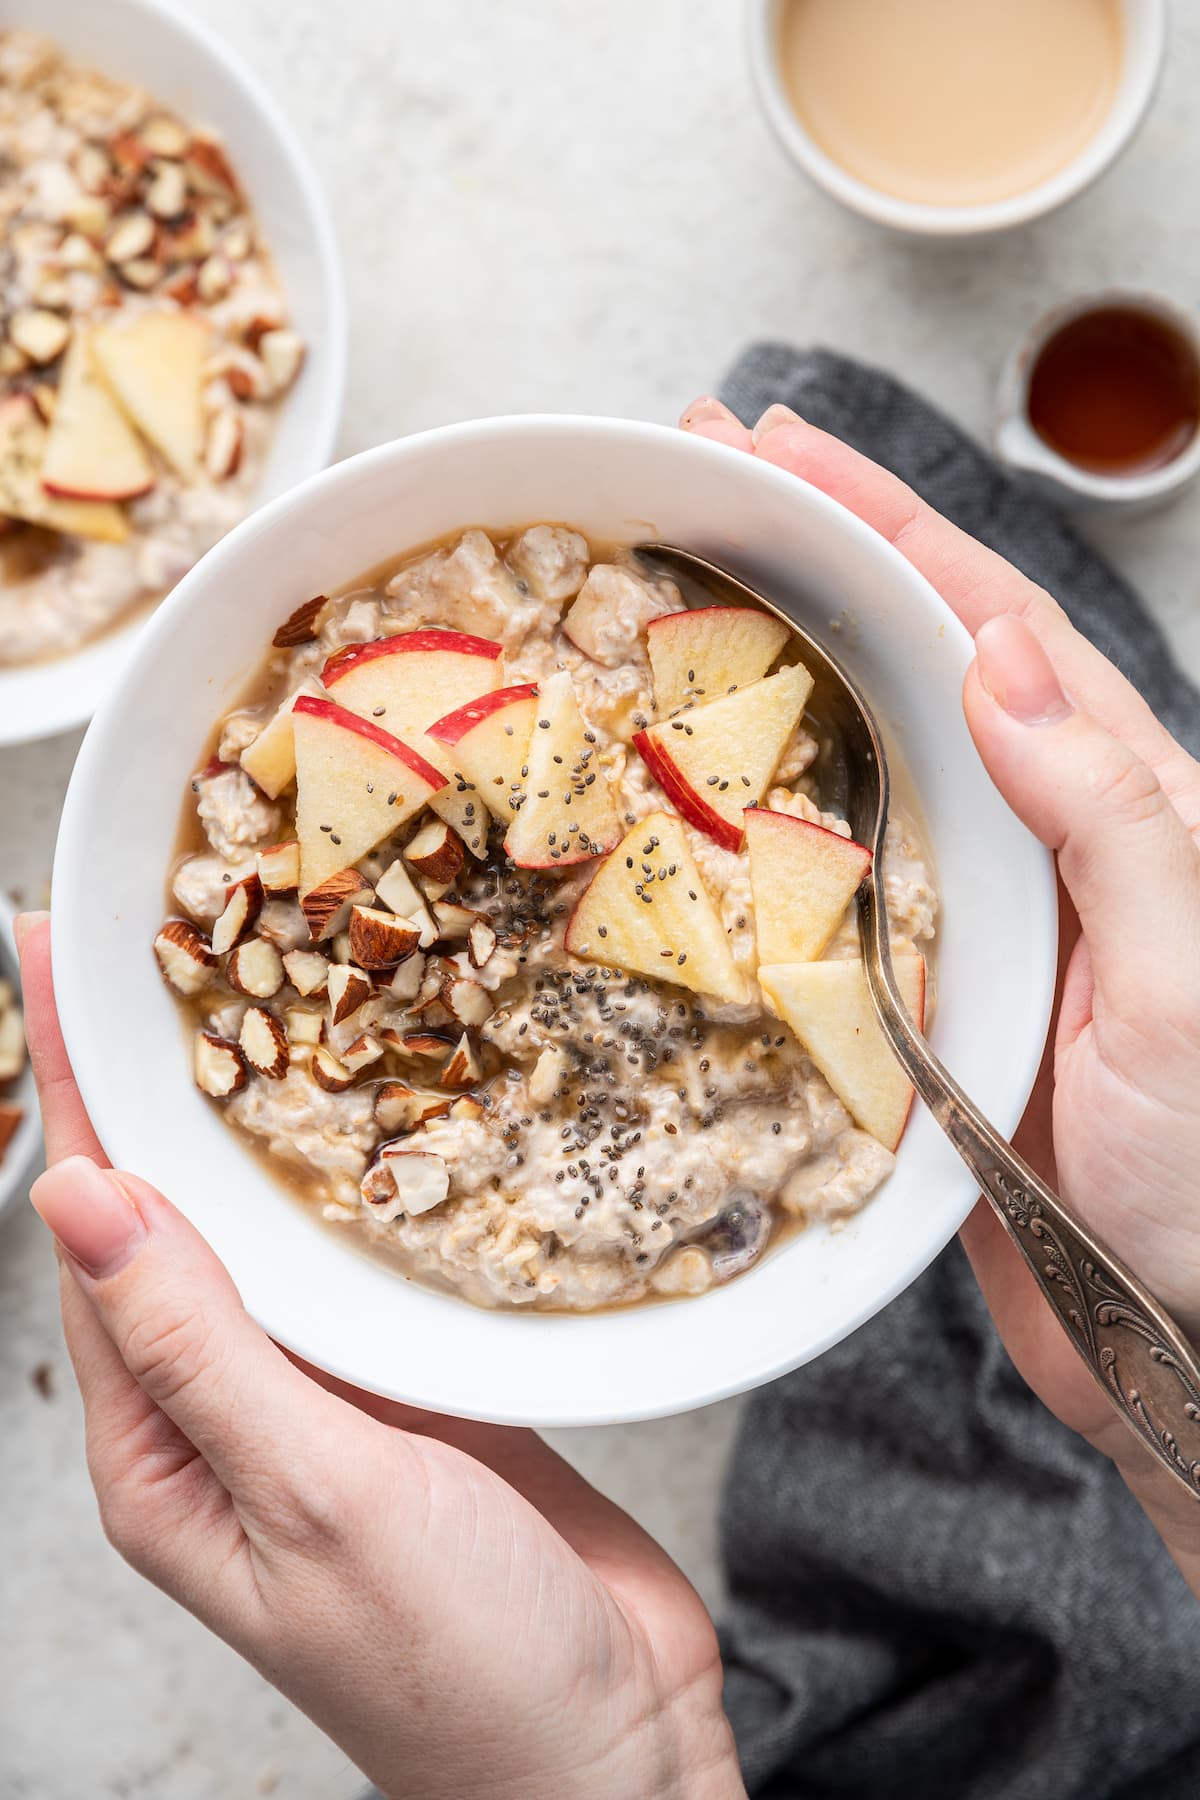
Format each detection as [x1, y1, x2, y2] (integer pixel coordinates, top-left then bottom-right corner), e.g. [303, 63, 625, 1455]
[52, 418, 1057, 1425]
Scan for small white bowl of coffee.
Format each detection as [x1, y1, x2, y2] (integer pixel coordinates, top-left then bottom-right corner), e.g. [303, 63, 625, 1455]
[749, 0, 1166, 236]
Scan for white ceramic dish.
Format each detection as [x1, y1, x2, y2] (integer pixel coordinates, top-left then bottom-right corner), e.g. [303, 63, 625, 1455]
[0, 0, 346, 747]
[748, 0, 1167, 238]
[52, 416, 1058, 1426]
[995, 288, 1200, 514]
[0, 896, 43, 1223]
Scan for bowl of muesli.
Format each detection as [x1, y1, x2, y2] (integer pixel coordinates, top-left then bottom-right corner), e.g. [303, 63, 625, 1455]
[51, 416, 1057, 1425]
[0, 894, 42, 1222]
[0, 1, 345, 744]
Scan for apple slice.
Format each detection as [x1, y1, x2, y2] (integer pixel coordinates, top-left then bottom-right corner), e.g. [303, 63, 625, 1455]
[634, 661, 813, 852]
[40, 332, 155, 501]
[647, 607, 791, 716]
[503, 670, 619, 868]
[563, 810, 746, 1003]
[758, 955, 926, 1150]
[91, 309, 209, 478]
[0, 395, 129, 542]
[746, 810, 872, 964]
[426, 683, 539, 823]
[292, 695, 446, 895]
[323, 628, 504, 857]
[240, 677, 327, 798]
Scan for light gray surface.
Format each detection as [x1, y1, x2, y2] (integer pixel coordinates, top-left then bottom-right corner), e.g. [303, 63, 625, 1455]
[1, 2, 1199, 1795]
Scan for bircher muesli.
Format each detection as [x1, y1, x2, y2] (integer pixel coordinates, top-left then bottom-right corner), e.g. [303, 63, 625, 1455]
[0, 30, 305, 666]
[155, 524, 938, 1311]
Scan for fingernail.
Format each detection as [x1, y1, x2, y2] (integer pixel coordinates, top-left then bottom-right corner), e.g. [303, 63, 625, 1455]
[30, 1157, 147, 1280]
[13, 909, 48, 953]
[680, 395, 739, 430]
[752, 403, 803, 445]
[975, 615, 1074, 727]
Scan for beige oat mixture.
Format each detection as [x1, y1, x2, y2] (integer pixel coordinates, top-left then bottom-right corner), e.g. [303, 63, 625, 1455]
[157, 525, 938, 1311]
[0, 30, 305, 666]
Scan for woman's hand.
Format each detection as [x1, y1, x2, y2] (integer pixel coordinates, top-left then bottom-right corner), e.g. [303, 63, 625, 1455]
[17, 916, 742, 1800]
[682, 398, 1200, 1576]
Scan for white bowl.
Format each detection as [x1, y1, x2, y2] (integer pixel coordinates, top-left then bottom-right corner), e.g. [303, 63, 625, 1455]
[748, 0, 1167, 238]
[0, 0, 346, 747]
[0, 896, 44, 1224]
[52, 416, 1058, 1426]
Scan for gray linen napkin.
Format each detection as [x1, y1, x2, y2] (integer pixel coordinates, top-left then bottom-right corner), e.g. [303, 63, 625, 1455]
[716, 345, 1200, 1800]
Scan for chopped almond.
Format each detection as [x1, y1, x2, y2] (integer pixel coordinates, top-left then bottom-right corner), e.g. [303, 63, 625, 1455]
[373, 1081, 453, 1133]
[301, 868, 373, 941]
[282, 947, 329, 996]
[153, 919, 218, 996]
[311, 1044, 353, 1092]
[348, 904, 422, 970]
[285, 1008, 324, 1047]
[257, 840, 301, 895]
[449, 1095, 485, 1121]
[225, 936, 284, 999]
[388, 953, 426, 1002]
[272, 594, 328, 648]
[194, 1030, 247, 1098]
[9, 309, 71, 366]
[211, 873, 264, 955]
[445, 978, 492, 1029]
[327, 963, 372, 1025]
[440, 1034, 481, 1090]
[404, 817, 465, 884]
[259, 328, 305, 394]
[239, 1006, 288, 1079]
[205, 407, 243, 481]
[467, 919, 497, 969]
[342, 1034, 385, 1074]
[184, 138, 240, 198]
[432, 901, 477, 941]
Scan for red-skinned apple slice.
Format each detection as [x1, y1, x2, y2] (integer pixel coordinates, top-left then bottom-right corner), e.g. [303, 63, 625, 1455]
[563, 810, 746, 1003]
[503, 670, 619, 868]
[91, 310, 209, 478]
[292, 695, 446, 895]
[40, 332, 155, 501]
[0, 395, 128, 542]
[634, 662, 814, 852]
[746, 809, 872, 964]
[426, 683, 538, 823]
[323, 628, 504, 856]
[758, 955, 926, 1150]
[646, 607, 791, 716]
[240, 677, 327, 798]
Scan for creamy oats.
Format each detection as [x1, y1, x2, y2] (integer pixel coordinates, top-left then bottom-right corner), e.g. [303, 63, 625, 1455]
[156, 524, 938, 1311]
[0, 30, 305, 666]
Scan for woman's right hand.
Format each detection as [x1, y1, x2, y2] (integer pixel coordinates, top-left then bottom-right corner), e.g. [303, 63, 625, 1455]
[18, 915, 743, 1800]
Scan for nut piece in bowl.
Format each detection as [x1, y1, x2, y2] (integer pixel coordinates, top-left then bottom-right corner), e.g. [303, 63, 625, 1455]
[156, 524, 940, 1313]
[0, 3, 344, 745]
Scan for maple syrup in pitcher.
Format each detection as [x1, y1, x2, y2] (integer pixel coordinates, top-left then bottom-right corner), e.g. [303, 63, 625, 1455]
[1027, 306, 1200, 477]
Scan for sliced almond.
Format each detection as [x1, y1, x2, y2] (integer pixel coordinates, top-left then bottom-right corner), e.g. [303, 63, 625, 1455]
[432, 901, 477, 942]
[467, 919, 497, 969]
[342, 1033, 385, 1074]
[259, 328, 305, 395]
[444, 977, 493, 1029]
[141, 115, 190, 159]
[362, 1148, 449, 1220]
[282, 948, 330, 996]
[348, 904, 421, 971]
[205, 407, 243, 481]
[146, 160, 188, 220]
[194, 1030, 247, 1098]
[311, 1044, 353, 1092]
[301, 869, 373, 942]
[440, 1034, 481, 1090]
[327, 963, 372, 1025]
[239, 1006, 288, 1079]
[388, 953, 426, 1002]
[197, 253, 232, 303]
[211, 873, 263, 955]
[9, 309, 70, 366]
[272, 593, 328, 648]
[159, 210, 215, 264]
[222, 221, 255, 262]
[529, 1044, 571, 1105]
[154, 918, 219, 996]
[105, 210, 156, 265]
[109, 130, 153, 174]
[450, 1094, 485, 1122]
[285, 1007, 323, 1047]
[223, 359, 264, 403]
[257, 840, 301, 895]
[185, 138, 240, 198]
[119, 257, 163, 292]
[73, 142, 112, 194]
[375, 859, 438, 946]
[404, 817, 465, 885]
[225, 936, 284, 999]
[0, 1101, 25, 1162]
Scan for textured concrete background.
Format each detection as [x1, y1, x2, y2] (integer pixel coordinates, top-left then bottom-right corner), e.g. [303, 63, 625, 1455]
[2, 2, 1199, 1793]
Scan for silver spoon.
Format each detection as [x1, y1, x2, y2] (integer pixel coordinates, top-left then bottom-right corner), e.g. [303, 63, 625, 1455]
[638, 542, 1200, 1501]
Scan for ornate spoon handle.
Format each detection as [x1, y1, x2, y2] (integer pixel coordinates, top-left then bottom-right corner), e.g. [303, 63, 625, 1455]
[858, 885, 1200, 1501]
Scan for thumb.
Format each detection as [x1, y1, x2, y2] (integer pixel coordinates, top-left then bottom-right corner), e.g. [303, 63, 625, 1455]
[30, 1155, 357, 1516]
[964, 615, 1200, 1025]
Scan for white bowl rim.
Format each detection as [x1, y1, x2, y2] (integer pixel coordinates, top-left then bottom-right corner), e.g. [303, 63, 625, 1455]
[0, 895, 44, 1223]
[747, 0, 1167, 238]
[0, 0, 347, 747]
[52, 414, 1059, 1425]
